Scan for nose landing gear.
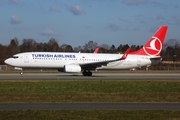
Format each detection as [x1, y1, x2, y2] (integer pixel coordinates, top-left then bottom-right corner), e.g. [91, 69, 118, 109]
[14, 67, 23, 75]
[20, 71, 24, 75]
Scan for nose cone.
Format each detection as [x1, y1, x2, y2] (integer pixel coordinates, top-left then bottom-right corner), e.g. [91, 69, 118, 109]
[4, 58, 11, 65]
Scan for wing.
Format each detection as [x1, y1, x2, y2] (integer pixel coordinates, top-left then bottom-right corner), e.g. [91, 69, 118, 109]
[80, 48, 131, 70]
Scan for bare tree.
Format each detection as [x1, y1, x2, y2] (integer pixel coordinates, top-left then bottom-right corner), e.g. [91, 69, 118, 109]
[20, 38, 38, 52]
[83, 40, 98, 52]
[99, 44, 110, 53]
[60, 44, 73, 52]
[65, 45, 73, 52]
[163, 39, 180, 61]
[47, 38, 60, 52]
[7, 38, 19, 55]
[61, 44, 68, 52]
[0, 44, 7, 64]
[74, 45, 84, 52]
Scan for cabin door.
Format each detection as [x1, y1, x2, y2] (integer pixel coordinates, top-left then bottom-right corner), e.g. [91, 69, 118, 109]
[24, 54, 29, 63]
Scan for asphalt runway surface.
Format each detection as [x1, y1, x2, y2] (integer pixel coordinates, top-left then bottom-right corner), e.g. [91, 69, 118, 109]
[0, 73, 180, 80]
[1, 103, 180, 110]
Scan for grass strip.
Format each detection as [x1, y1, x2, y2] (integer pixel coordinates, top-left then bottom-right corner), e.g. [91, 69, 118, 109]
[0, 80, 180, 103]
[0, 110, 180, 120]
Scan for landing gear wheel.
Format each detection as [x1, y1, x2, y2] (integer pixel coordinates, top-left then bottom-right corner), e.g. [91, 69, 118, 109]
[82, 71, 92, 76]
[20, 71, 24, 75]
[82, 71, 87, 76]
[87, 72, 92, 76]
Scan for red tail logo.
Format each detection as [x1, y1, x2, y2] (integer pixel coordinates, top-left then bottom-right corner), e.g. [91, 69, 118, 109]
[130, 26, 168, 56]
[143, 36, 162, 56]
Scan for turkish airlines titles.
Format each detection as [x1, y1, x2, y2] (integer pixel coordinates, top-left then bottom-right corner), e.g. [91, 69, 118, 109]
[32, 54, 76, 58]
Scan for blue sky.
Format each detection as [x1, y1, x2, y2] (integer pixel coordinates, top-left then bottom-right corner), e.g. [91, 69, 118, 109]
[0, 0, 180, 47]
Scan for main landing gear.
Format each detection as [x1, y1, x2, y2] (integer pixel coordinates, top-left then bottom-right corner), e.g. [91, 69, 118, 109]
[82, 70, 92, 76]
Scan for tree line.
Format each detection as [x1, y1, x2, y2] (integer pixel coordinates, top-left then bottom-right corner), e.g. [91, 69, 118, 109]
[0, 37, 180, 66]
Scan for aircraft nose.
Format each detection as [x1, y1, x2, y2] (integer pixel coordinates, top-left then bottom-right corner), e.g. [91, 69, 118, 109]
[4, 58, 11, 65]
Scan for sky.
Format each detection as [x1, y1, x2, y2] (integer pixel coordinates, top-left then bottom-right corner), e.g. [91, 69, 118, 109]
[0, 0, 180, 47]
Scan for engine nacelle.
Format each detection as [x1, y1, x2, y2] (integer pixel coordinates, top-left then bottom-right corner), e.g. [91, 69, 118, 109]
[64, 64, 81, 73]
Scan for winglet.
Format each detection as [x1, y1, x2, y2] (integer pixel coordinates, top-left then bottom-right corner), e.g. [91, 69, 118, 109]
[94, 48, 99, 53]
[120, 48, 131, 60]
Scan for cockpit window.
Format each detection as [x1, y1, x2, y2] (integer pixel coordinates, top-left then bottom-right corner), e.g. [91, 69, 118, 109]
[11, 56, 19, 59]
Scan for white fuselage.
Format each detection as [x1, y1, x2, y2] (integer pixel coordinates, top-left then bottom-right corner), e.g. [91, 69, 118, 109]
[5, 52, 152, 70]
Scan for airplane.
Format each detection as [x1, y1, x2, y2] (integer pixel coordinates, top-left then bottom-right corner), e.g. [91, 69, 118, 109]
[4, 26, 168, 76]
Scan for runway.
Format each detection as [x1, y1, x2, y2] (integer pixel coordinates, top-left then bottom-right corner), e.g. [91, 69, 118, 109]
[0, 73, 180, 80]
[1, 73, 180, 110]
[1, 103, 180, 110]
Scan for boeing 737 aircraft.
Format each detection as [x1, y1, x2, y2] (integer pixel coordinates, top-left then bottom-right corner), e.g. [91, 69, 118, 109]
[5, 26, 168, 76]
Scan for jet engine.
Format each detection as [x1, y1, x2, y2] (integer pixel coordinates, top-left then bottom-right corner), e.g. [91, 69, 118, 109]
[58, 64, 81, 73]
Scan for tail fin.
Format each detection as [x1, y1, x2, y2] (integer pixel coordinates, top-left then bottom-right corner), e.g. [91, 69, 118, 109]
[130, 26, 168, 57]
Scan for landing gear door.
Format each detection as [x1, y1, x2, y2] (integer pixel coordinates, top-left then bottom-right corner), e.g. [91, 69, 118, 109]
[24, 54, 29, 63]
